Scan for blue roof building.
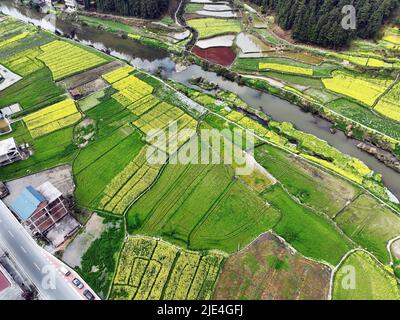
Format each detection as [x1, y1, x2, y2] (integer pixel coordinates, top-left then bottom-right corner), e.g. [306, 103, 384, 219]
[10, 186, 46, 221]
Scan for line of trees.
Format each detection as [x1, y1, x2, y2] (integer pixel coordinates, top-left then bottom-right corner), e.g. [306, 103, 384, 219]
[250, 0, 399, 47]
[84, 0, 170, 19]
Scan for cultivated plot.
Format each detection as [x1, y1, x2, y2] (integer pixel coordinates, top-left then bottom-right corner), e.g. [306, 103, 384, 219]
[333, 250, 400, 300]
[214, 232, 331, 300]
[110, 236, 224, 300]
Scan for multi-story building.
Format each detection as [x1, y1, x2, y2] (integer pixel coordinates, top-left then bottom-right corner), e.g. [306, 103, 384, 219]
[10, 182, 70, 235]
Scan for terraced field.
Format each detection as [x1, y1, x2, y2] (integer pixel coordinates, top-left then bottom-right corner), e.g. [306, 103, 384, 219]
[110, 236, 224, 300]
[254, 144, 360, 217]
[99, 146, 164, 215]
[73, 98, 145, 209]
[262, 185, 353, 265]
[0, 18, 64, 111]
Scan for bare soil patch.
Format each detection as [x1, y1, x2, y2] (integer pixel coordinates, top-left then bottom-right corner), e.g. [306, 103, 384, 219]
[213, 232, 331, 300]
[59, 61, 123, 90]
[62, 213, 107, 268]
[72, 78, 108, 99]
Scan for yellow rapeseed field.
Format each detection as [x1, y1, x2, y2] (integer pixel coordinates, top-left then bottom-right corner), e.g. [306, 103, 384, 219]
[38, 40, 107, 80]
[187, 18, 241, 39]
[102, 65, 135, 84]
[0, 32, 32, 49]
[259, 62, 313, 75]
[23, 99, 81, 138]
[322, 71, 390, 106]
[374, 100, 400, 121]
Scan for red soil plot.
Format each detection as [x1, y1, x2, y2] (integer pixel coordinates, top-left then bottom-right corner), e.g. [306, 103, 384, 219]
[0, 270, 10, 292]
[192, 46, 236, 66]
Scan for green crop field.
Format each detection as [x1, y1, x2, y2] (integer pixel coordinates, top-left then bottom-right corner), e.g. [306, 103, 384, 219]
[262, 185, 353, 265]
[127, 140, 280, 253]
[327, 98, 400, 141]
[187, 18, 241, 39]
[333, 251, 400, 300]
[185, 3, 203, 14]
[255, 144, 360, 217]
[77, 214, 125, 298]
[73, 98, 145, 208]
[259, 71, 325, 88]
[234, 57, 338, 77]
[0, 123, 78, 181]
[0, 67, 65, 111]
[79, 15, 135, 33]
[335, 194, 400, 263]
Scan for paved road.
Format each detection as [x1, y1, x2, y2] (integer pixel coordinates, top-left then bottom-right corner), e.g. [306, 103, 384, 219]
[0, 200, 83, 300]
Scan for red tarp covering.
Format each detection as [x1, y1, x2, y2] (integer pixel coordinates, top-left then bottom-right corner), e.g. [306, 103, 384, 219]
[192, 46, 236, 66]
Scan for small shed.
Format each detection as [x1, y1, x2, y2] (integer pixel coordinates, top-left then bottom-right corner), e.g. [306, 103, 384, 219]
[69, 88, 82, 100]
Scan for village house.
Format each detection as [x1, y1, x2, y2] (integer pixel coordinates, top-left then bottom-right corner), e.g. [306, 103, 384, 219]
[64, 0, 77, 11]
[0, 138, 23, 167]
[10, 182, 80, 246]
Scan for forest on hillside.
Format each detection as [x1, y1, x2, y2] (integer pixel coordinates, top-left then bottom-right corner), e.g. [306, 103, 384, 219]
[83, 0, 170, 19]
[250, 0, 399, 47]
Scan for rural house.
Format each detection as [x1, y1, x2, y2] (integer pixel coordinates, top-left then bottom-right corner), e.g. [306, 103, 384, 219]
[64, 0, 77, 10]
[10, 182, 79, 245]
[0, 138, 23, 167]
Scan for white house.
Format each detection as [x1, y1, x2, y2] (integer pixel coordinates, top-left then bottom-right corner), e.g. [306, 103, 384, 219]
[0, 138, 23, 167]
[65, 0, 77, 11]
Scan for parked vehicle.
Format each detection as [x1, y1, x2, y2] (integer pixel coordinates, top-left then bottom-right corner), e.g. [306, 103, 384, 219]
[83, 290, 95, 300]
[59, 266, 71, 277]
[72, 278, 84, 289]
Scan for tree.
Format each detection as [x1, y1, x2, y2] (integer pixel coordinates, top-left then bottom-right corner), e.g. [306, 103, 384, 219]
[90, 0, 169, 19]
[249, 0, 399, 48]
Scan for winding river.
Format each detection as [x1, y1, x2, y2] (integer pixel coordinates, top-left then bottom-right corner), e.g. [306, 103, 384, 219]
[1, 0, 400, 199]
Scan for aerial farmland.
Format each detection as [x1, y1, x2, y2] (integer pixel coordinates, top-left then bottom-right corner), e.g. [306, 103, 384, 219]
[0, 0, 400, 305]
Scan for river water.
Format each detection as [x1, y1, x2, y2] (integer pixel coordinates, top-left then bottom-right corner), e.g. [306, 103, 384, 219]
[1, 0, 400, 199]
